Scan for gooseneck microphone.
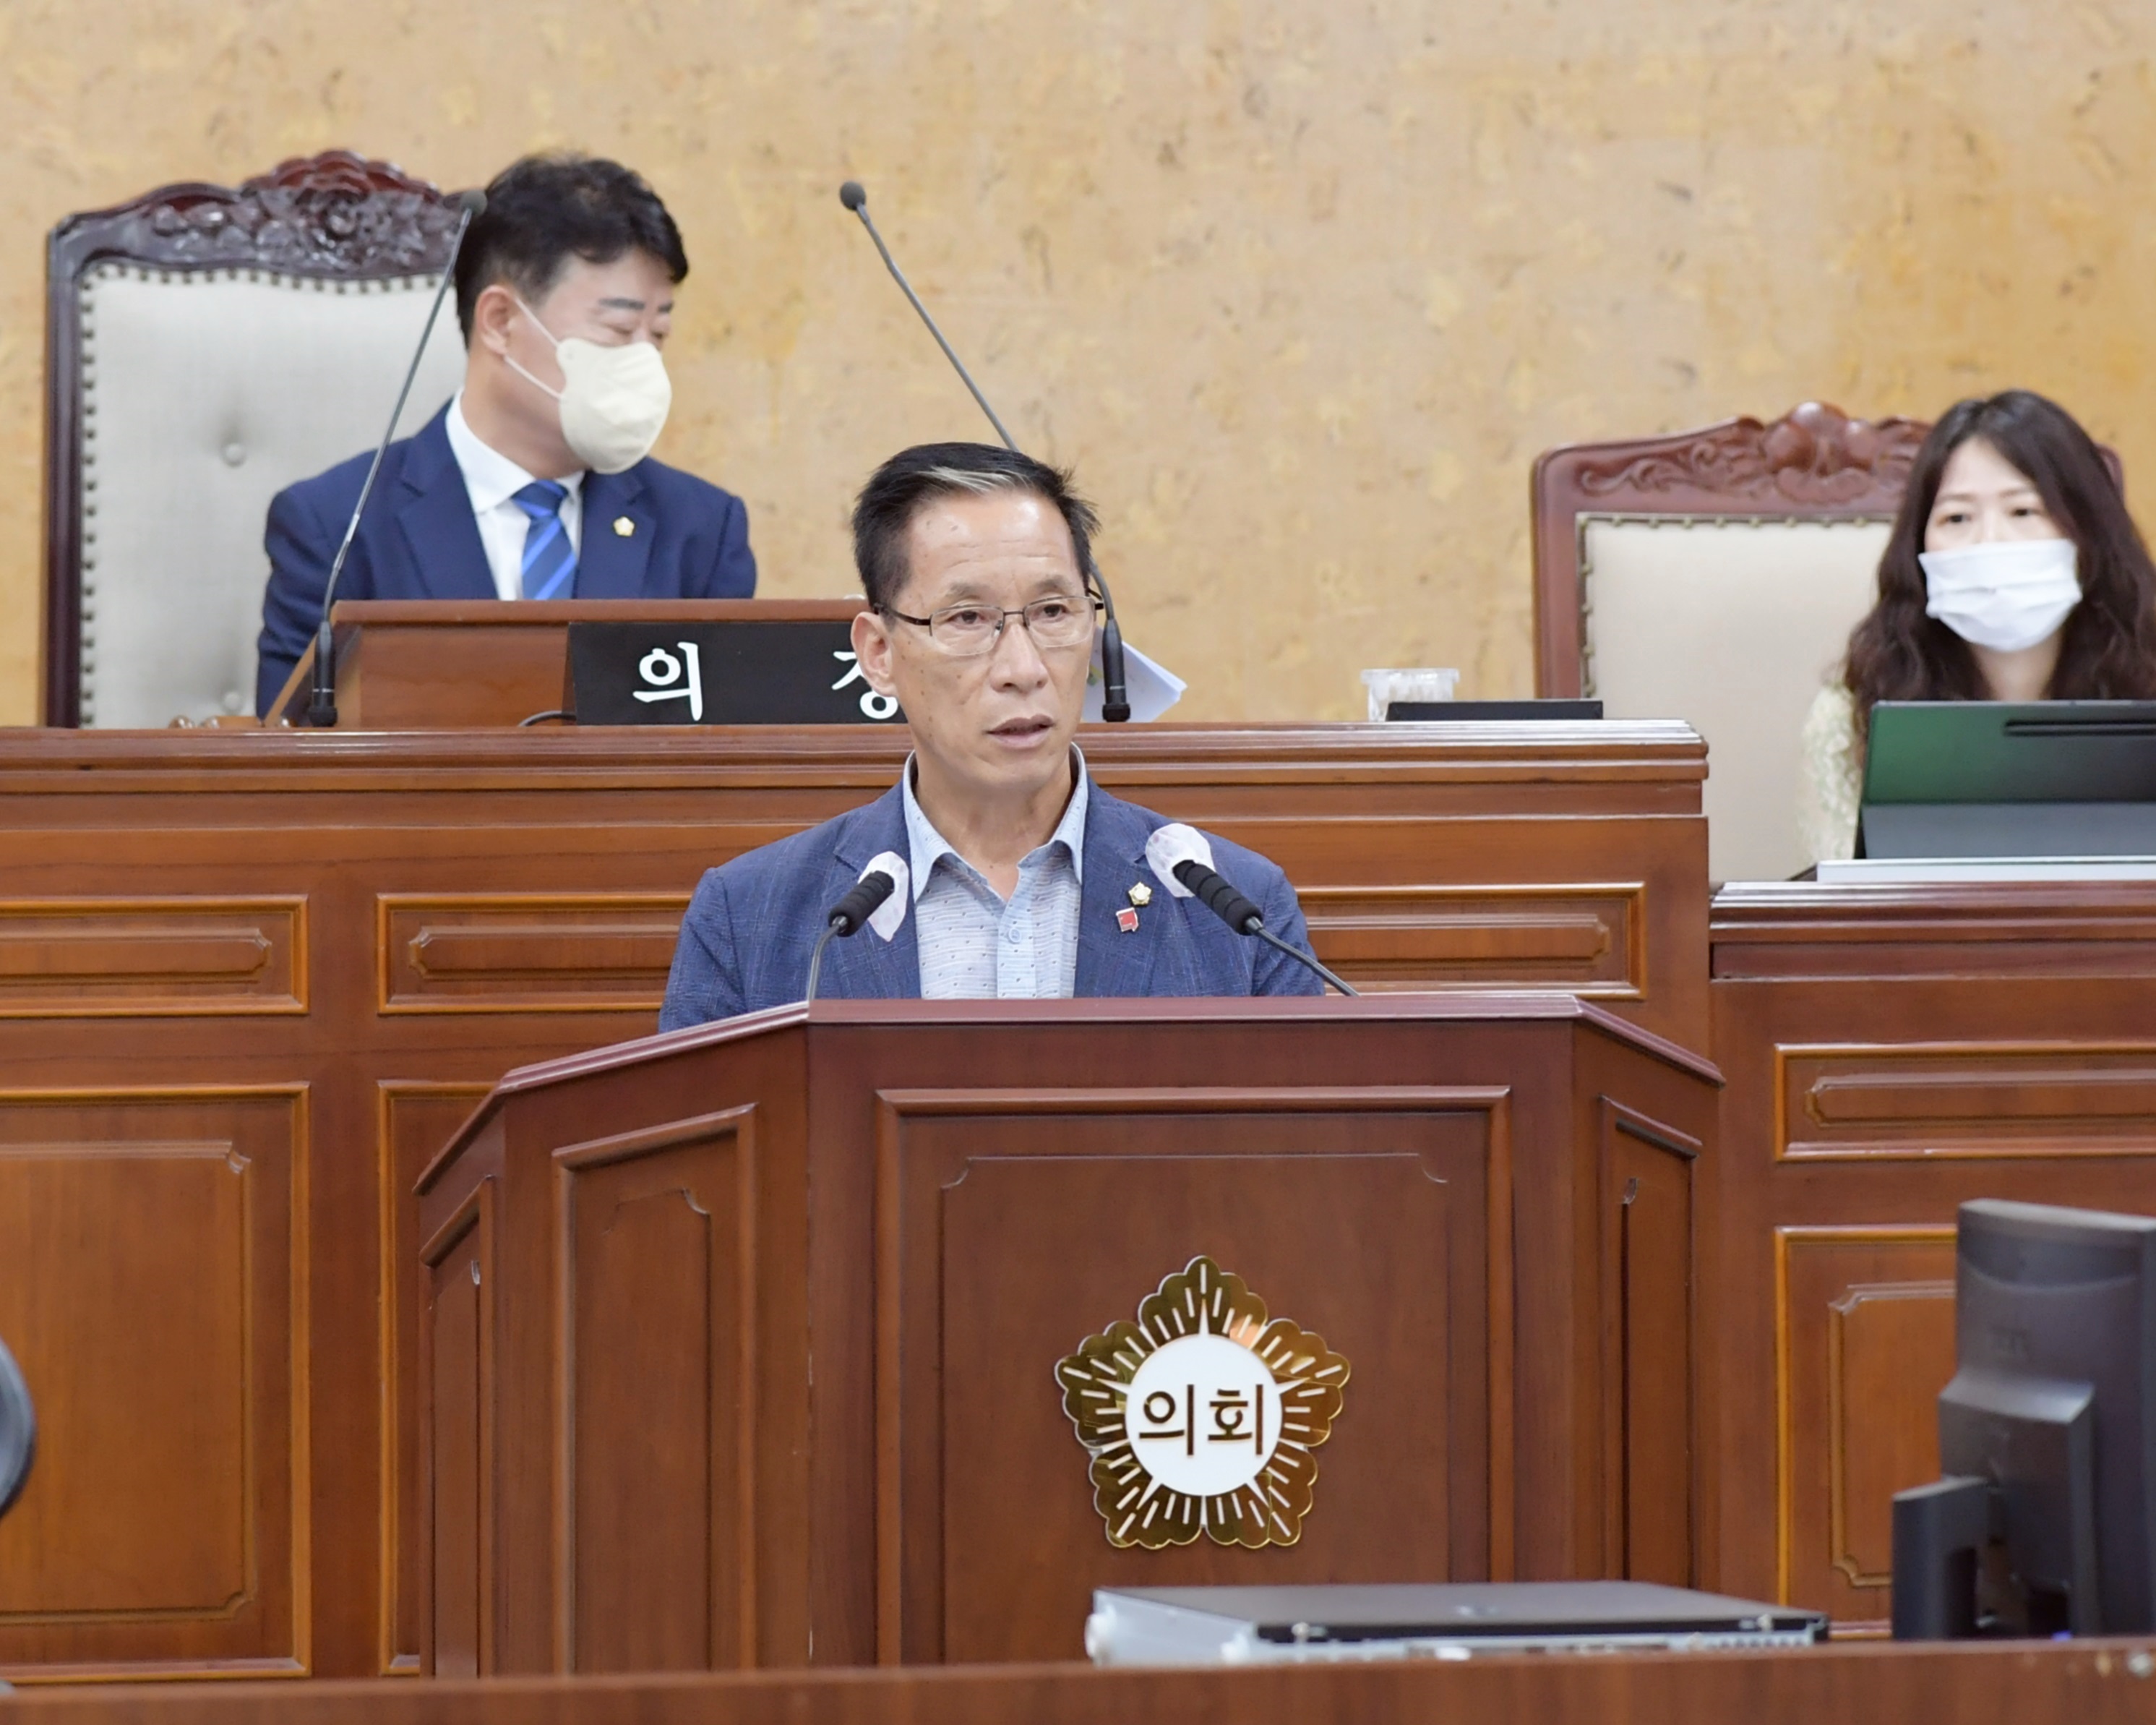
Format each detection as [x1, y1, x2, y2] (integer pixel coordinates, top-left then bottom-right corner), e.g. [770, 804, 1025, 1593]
[1143, 823, 1356, 996]
[1171, 857, 1359, 996]
[302, 187, 487, 727]
[805, 867, 900, 1004]
[838, 179, 1132, 722]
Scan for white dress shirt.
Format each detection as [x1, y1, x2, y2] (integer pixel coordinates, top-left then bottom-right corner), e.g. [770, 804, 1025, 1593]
[901, 751, 1088, 999]
[443, 393, 584, 601]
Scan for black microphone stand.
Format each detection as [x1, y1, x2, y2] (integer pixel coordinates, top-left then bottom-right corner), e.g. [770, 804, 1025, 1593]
[303, 189, 485, 727]
[839, 181, 1133, 722]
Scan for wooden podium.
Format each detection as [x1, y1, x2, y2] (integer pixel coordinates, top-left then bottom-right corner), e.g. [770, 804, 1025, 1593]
[414, 993, 1717, 1674]
[266, 599, 867, 729]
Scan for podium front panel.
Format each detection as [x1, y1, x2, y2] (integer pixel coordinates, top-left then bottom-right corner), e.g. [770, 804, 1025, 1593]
[882, 1086, 1497, 1663]
[414, 996, 1719, 1672]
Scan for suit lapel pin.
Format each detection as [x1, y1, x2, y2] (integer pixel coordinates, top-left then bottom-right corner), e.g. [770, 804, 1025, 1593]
[1116, 906, 1141, 933]
[612, 515, 636, 537]
[1128, 882, 1153, 907]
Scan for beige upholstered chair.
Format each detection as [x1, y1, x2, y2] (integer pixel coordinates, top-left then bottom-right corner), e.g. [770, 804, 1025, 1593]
[44, 153, 470, 727]
[1532, 404, 1929, 881]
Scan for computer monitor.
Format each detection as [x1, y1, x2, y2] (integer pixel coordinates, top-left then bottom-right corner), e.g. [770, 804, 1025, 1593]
[1892, 1199, 2156, 1638]
[1861, 701, 2156, 858]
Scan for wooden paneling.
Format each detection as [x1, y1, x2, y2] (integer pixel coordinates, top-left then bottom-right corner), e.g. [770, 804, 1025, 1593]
[1710, 880, 2156, 1631]
[0, 899, 304, 1016]
[1780, 1046, 2156, 1160]
[0, 718, 1706, 1681]
[1774, 1230, 1956, 1630]
[554, 1108, 758, 1674]
[1302, 883, 1644, 997]
[378, 896, 687, 1014]
[874, 1087, 1503, 1664]
[375, 1084, 491, 1677]
[0, 1089, 306, 1679]
[418, 1189, 492, 1685]
[1597, 1103, 1698, 1588]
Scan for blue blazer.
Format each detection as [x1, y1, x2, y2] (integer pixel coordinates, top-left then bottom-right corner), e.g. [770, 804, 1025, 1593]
[255, 404, 757, 714]
[658, 779, 1326, 1027]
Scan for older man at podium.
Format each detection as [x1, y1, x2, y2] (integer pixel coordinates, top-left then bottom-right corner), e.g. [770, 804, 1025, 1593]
[658, 442, 1323, 1026]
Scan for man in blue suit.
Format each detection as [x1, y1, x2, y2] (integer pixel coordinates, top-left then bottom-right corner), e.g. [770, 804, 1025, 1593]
[659, 442, 1323, 1027]
[255, 154, 755, 714]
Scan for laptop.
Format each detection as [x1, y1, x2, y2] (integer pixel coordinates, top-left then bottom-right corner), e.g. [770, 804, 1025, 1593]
[1085, 1580, 1828, 1666]
[1859, 699, 2156, 860]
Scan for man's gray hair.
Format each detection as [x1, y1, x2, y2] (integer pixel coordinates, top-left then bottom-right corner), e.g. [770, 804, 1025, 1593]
[852, 442, 1101, 610]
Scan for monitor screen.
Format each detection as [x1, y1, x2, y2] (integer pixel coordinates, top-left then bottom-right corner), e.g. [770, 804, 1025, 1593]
[1865, 701, 2156, 805]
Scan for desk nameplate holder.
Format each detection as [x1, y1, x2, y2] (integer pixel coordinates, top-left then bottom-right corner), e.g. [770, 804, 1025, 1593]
[565, 620, 906, 726]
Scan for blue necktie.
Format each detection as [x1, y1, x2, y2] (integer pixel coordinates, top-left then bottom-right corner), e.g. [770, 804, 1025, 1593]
[512, 480, 577, 601]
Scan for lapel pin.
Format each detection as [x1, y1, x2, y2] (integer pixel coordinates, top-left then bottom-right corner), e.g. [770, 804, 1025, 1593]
[1128, 882, 1152, 907]
[1116, 906, 1141, 933]
[612, 515, 636, 537]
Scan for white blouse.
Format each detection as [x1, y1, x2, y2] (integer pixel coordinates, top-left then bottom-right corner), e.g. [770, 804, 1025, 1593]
[1796, 684, 1863, 866]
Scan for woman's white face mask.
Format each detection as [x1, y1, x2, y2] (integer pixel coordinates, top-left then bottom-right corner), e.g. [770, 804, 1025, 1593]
[1917, 538, 2081, 654]
[506, 296, 673, 474]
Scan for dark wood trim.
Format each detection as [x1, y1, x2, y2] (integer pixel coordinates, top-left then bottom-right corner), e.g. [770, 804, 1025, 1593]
[42, 152, 468, 726]
[1529, 402, 1930, 698]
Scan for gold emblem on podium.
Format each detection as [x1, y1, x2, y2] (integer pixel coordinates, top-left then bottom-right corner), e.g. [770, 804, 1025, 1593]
[1055, 1256, 1349, 1549]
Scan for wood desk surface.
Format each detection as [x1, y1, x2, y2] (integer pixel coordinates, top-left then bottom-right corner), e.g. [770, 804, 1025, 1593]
[0, 720, 1706, 1685]
[7, 1640, 2156, 1721]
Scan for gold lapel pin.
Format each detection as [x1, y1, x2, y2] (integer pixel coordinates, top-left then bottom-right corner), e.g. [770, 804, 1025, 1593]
[612, 515, 635, 537]
[1128, 882, 1153, 907]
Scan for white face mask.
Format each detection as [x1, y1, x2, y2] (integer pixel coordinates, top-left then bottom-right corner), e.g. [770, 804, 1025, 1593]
[506, 296, 673, 474]
[1918, 538, 2081, 654]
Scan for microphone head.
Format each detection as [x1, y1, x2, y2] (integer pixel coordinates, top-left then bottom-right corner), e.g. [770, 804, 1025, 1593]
[455, 188, 488, 217]
[838, 180, 868, 212]
[1144, 823, 1215, 899]
[843, 869, 897, 931]
[828, 853, 910, 937]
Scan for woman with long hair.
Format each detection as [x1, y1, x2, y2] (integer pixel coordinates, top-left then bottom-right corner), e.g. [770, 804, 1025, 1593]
[1798, 390, 2156, 862]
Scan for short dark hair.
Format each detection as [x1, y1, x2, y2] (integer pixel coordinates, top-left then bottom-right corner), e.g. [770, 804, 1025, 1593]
[851, 442, 1101, 610]
[1843, 390, 2156, 742]
[454, 154, 689, 341]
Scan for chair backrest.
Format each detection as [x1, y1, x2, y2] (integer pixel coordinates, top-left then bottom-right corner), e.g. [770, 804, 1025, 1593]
[1531, 403, 1930, 881]
[44, 152, 470, 727]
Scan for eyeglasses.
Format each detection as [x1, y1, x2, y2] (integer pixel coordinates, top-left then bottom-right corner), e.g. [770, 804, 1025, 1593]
[884, 592, 1102, 657]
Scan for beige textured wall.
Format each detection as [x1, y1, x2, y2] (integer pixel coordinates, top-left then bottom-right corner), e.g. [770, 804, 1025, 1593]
[2, 0, 2151, 724]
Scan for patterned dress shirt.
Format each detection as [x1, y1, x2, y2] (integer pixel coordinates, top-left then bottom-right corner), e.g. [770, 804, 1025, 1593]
[900, 750, 1088, 999]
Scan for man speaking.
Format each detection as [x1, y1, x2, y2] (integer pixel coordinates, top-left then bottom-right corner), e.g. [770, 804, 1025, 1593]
[658, 442, 1322, 1027]
[254, 153, 756, 714]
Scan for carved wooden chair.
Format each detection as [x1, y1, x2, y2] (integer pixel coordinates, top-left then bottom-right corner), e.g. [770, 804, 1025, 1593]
[43, 152, 471, 727]
[1531, 404, 1929, 881]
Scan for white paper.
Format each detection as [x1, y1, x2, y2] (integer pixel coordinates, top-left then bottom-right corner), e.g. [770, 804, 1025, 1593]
[1143, 823, 1216, 898]
[1086, 640, 1185, 723]
[860, 850, 911, 941]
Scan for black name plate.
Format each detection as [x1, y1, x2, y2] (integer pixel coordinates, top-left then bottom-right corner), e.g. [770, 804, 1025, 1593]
[567, 621, 906, 725]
